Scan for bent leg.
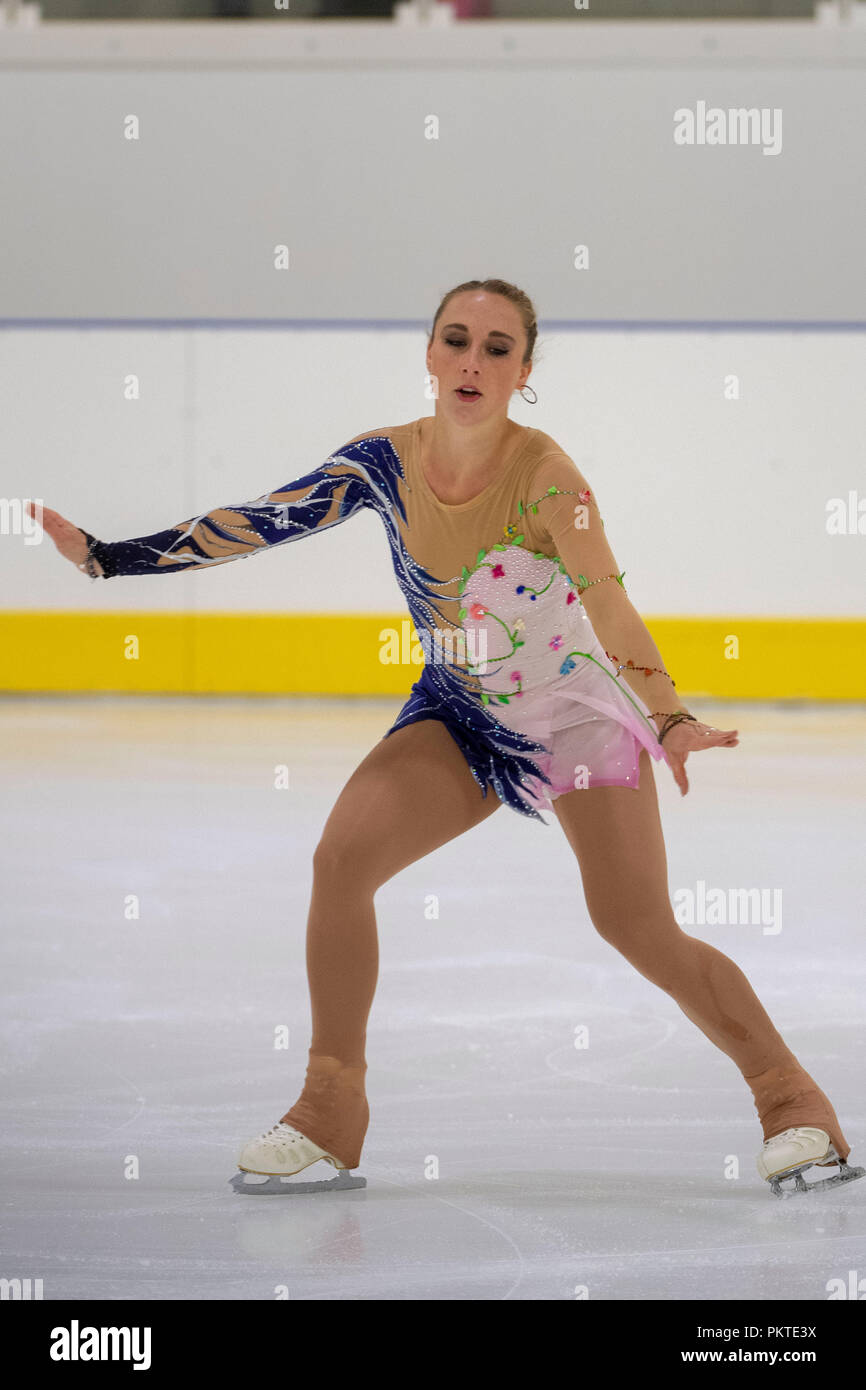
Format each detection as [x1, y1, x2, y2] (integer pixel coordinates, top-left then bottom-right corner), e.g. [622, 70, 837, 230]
[280, 718, 501, 1167]
[553, 747, 850, 1163]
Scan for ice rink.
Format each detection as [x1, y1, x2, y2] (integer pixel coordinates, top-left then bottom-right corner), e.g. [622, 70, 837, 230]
[1, 694, 863, 1301]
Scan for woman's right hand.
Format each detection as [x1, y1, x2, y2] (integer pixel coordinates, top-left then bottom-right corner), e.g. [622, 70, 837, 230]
[25, 501, 100, 575]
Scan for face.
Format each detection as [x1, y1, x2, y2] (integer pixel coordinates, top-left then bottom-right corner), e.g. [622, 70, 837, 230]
[425, 291, 531, 419]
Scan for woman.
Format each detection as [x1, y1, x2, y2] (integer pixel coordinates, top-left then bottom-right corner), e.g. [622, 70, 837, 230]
[30, 277, 858, 1198]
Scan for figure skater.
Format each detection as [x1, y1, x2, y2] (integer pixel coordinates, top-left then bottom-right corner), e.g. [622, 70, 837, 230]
[29, 278, 862, 1199]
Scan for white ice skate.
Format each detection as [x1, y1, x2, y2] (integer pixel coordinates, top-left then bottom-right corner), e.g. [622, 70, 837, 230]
[229, 1122, 366, 1195]
[757, 1126, 865, 1198]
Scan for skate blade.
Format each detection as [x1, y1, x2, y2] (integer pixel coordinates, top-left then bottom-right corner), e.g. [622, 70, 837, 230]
[768, 1161, 866, 1199]
[230, 1167, 366, 1195]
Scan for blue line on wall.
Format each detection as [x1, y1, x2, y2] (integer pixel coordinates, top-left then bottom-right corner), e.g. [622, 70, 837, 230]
[0, 319, 865, 332]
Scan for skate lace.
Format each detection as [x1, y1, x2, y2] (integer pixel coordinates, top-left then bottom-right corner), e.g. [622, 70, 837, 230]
[764, 1127, 824, 1150]
[261, 1123, 304, 1145]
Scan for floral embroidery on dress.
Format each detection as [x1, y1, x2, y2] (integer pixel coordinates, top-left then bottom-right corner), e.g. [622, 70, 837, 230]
[454, 483, 584, 703]
[451, 482, 651, 743]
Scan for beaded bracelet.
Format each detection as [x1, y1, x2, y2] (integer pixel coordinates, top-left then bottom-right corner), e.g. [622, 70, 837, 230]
[651, 710, 697, 745]
[76, 529, 103, 581]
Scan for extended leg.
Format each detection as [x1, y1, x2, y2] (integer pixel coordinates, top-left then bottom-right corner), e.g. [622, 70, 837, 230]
[552, 747, 851, 1163]
[278, 718, 502, 1168]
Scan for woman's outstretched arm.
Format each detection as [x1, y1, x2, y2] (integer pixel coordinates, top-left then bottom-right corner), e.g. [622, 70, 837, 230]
[28, 431, 388, 579]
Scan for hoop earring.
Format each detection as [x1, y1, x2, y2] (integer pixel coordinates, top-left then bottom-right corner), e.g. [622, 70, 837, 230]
[519, 385, 538, 404]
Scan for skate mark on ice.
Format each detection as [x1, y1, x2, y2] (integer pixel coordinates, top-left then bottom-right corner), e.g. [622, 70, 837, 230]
[360, 1170, 528, 1301]
[543, 1014, 681, 1087]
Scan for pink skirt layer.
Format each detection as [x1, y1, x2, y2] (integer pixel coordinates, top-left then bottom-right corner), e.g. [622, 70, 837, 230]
[455, 540, 672, 814]
[498, 676, 671, 813]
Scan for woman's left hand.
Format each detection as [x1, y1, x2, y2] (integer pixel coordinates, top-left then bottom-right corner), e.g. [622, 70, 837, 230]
[658, 720, 739, 796]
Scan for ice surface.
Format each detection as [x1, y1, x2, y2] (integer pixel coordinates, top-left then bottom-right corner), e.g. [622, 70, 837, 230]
[1, 695, 863, 1300]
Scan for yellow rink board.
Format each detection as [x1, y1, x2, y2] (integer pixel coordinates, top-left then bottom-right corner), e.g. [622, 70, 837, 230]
[1, 613, 864, 700]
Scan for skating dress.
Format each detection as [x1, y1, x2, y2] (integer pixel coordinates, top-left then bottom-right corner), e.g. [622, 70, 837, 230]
[84, 417, 670, 822]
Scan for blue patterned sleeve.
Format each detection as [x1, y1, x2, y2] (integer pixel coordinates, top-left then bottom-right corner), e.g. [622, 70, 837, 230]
[83, 436, 388, 578]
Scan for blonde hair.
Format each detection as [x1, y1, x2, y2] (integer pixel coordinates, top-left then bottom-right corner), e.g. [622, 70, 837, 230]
[428, 278, 539, 366]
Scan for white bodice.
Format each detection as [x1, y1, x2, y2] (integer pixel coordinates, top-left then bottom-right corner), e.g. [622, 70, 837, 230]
[458, 543, 606, 703]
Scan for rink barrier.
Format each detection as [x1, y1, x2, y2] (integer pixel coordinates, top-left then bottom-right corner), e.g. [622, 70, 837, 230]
[0, 612, 864, 698]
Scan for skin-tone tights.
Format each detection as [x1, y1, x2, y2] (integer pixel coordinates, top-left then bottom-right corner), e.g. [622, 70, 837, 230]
[281, 721, 850, 1172]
